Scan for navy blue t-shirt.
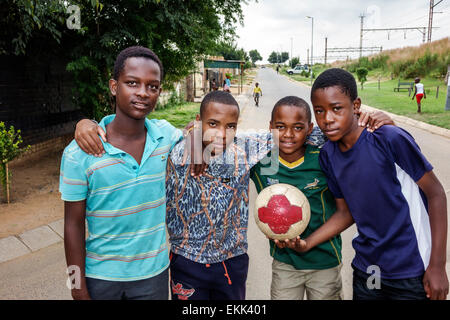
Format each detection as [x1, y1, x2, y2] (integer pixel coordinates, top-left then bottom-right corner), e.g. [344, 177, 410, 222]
[319, 126, 433, 279]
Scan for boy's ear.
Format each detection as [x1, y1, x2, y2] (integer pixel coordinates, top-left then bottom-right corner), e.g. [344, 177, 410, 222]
[307, 122, 314, 135]
[353, 97, 362, 114]
[195, 114, 201, 122]
[109, 79, 118, 96]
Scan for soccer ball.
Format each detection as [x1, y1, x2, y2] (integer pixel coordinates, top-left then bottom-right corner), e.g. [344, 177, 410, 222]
[254, 183, 311, 240]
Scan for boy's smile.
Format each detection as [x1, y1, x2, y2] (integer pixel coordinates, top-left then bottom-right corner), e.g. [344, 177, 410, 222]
[110, 57, 161, 120]
[311, 86, 362, 147]
[270, 105, 313, 163]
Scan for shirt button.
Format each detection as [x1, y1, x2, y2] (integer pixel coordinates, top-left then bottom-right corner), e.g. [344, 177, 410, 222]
[121, 153, 126, 157]
[132, 165, 137, 170]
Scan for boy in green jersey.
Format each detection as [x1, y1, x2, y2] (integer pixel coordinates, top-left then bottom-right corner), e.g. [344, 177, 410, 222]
[251, 96, 347, 300]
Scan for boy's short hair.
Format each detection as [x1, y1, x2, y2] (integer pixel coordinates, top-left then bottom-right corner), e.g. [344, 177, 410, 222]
[113, 46, 164, 81]
[271, 96, 312, 123]
[311, 68, 358, 101]
[200, 91, 240, 117]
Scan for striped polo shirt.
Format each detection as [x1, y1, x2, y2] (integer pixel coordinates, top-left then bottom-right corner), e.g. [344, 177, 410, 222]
[59, 114, 182, 281]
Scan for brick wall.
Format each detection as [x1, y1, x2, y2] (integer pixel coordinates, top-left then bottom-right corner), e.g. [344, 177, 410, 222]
[10, 133, 74, 167]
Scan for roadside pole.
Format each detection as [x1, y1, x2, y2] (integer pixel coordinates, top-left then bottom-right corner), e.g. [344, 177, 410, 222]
[445, 65, 450, 111]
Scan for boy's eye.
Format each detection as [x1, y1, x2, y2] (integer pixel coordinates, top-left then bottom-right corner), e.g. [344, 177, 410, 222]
[127, 81, 137, 86]
[295, 127, 303, 131]
[227, 125, 236, 130]
[314, 109, 323, 114]
[148, 84, 160, 91]
[333, 107, 342, 112]
[275, 125, 285, 130]
[208, 122, 217, 127]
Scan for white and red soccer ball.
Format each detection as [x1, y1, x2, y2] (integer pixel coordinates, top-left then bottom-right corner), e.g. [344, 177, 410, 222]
[255, 183, 311, 240]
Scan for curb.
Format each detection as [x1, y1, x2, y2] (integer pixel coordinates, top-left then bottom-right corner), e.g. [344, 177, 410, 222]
[0, 219, 64, 264]
[361, 104, 450, 139]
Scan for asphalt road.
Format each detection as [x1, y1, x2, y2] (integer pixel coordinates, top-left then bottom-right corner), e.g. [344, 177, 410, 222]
[0, 67, 448, 300]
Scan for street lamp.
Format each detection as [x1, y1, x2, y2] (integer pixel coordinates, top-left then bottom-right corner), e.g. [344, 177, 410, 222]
[307, 16, 314, 86]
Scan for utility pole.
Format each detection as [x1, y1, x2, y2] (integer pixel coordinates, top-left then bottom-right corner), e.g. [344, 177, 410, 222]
[359, 14, 365, 58]
[446, 65, 450, 111]
[324, 37, 328, 65]
[428, 0, 443, 42]
[290, 37, 293, 64]
[307, 49, 309, 66]
[307, 16, 314, 85]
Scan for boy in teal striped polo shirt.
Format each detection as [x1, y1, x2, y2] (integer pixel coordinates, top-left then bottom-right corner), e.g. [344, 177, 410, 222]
[60, 46, 182, 300]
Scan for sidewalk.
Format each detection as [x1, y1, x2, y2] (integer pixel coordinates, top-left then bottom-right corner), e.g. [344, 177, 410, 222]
[0, 219, 64, 263]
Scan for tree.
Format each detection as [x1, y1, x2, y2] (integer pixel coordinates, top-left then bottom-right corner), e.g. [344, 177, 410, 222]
[268, 51, 278, 64]
[290, 57, 300, 68]
[249, 49, 262, 65]
[280, 52, 289, 63]
[356, 67, 369, 90]
[1, 0, 248, 119]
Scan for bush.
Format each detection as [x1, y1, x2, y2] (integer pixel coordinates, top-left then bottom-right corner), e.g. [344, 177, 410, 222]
[0, 122, 30, 203]
[356, 67, 369, 89]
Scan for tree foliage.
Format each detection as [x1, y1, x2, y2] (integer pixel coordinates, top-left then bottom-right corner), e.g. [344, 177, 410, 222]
[249, 49, 262, 64]
[356, 67, 369, 90]
[1, 0, 248, 119]
[268, 51, 289, 64]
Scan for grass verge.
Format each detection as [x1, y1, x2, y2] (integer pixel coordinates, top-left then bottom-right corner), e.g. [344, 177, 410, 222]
[149, 102, 200, 128]
[357, 78, 450, 130]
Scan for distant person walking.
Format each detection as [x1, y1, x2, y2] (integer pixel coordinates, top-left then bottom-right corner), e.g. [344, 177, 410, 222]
[253, 82, 262, 106]
[210, 78, 217, 92]
[412, 77, 426, 113]
[223, 79, 231, 93]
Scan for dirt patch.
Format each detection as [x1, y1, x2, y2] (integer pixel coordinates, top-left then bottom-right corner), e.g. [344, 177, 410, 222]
[0, 151, 64, 238]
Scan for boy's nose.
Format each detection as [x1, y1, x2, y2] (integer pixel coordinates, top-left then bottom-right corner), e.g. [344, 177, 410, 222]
[136, 84, 149, 97]
[324, 111, 335, 123]
[283, 128, 294, 137]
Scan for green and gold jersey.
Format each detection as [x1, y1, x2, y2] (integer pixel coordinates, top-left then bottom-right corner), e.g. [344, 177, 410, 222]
[250, 144, 342, 270]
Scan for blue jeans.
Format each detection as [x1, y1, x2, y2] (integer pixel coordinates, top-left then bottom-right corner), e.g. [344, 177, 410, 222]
[85, 268, 169, 300]
[352, 266, 427, 300]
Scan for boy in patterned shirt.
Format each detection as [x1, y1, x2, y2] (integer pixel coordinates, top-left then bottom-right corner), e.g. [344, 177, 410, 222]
[166, 91, 272, 300]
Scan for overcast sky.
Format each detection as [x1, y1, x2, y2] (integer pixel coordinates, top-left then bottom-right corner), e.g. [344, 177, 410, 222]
[235, 0, 450, 64]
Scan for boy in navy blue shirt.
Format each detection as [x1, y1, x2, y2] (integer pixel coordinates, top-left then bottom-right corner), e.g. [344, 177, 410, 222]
[289, 68, 448, 300]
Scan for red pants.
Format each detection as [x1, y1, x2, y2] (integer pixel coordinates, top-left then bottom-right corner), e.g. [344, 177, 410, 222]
[416, 93, 424, 103]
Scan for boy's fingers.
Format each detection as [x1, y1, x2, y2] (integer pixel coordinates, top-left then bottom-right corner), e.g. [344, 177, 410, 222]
[84, 135, 104, 156]
[424, 281, 431, 299]
[97, 127, 107, 143]
[76, 137, 95, 155]
[358, 112, 370, 127]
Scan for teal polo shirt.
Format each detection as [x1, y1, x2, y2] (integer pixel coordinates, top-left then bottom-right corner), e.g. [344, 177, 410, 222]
[59, 114, 182, 281]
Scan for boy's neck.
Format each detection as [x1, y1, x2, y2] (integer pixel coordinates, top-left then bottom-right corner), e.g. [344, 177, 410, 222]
[108, 111, 147, 140]
[279, 145, 306, 163]
[338, 121, 364, 152]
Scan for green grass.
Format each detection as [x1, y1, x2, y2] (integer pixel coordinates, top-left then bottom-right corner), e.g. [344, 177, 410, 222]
[357, 78, 450, 129]
[149, 102, 200, 128]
